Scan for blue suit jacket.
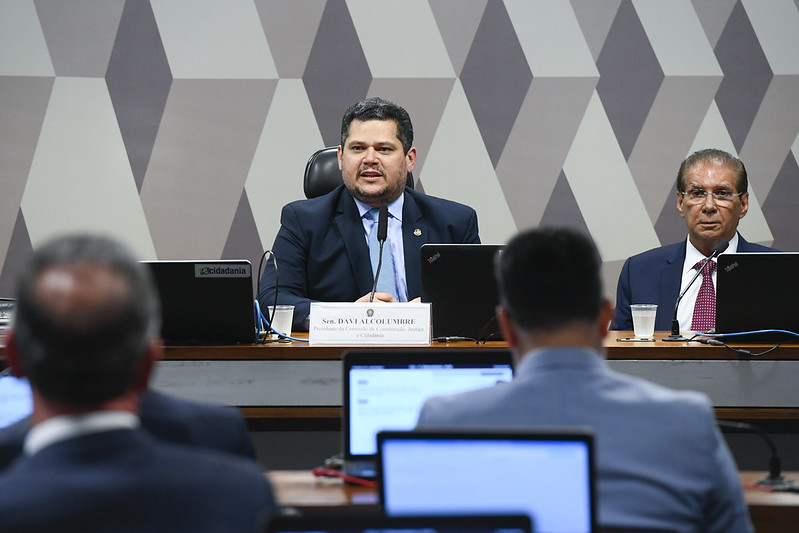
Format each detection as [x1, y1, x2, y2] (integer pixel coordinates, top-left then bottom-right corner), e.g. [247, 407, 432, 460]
[258, 185, 480, 330]
[0, 428, 274, 532]
[611, 235, 775, 331]
[0, 389, 255, 471]
[416, 348, 753, 532]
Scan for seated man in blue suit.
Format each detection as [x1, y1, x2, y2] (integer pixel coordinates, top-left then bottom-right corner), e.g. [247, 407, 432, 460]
[0, 234, 274, 532]
[258, 97, 480, 331]
[611, 148, 774, 332]
[416, 227, 752, 532]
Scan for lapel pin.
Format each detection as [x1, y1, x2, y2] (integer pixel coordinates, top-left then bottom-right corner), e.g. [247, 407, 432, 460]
[413, 229, 422, 236]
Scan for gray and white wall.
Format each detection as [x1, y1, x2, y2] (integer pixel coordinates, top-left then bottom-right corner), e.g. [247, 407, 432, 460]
[2, 0, 798, 300]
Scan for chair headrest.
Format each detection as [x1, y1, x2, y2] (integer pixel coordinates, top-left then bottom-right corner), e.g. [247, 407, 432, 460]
[303, 146, 414, 199]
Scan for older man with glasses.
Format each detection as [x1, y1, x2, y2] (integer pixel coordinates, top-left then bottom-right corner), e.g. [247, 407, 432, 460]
[611, 148, 776, 333]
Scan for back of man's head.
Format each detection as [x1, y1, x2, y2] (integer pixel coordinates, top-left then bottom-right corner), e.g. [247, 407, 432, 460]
[12, 234, 160, 407]
[495, 227, 603, 333]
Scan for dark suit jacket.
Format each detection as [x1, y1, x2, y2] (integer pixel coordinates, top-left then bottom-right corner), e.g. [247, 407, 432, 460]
[0, 428, 274, 532]
[258, 185, 480, 330]
[611, 234, 775, 331]
[0, 389, 255, 471]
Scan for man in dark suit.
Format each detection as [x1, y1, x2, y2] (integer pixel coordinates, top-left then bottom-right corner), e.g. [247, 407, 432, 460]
[0, 388, 256, 470]
[612, 148, 774, 331]
[258, 97, 479, 331]
[0, 234, 274, 532]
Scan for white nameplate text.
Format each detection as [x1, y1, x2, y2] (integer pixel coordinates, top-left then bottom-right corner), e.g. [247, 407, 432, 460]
[308, 302, 431, 345]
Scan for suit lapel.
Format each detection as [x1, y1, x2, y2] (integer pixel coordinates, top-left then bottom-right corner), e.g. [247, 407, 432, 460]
[659, 241, 686, 310]
[333, 191, 374, 296]
[402, 191, 427, 298]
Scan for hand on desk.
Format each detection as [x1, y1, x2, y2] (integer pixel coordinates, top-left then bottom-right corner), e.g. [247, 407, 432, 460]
[356, 292, 397, 303]
[354, 294, 423, 304]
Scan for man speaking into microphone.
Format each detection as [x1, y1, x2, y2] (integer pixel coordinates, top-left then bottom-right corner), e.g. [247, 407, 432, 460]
[259, 97, 480, 331]
[611, 149, 775, 333]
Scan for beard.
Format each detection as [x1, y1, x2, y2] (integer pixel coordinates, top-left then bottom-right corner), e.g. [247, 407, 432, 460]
[348, 169, 407, 206]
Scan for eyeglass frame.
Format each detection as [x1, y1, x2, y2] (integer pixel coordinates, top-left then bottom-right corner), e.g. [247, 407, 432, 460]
[678, 187, 745, 205]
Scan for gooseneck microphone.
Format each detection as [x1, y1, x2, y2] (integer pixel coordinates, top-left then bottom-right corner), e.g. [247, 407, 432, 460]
[662, 239, 729, 342]
[369, 206, 389, 303]
[718, 420, 799, 491]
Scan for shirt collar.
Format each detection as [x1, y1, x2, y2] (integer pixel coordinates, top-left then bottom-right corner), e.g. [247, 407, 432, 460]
[353, 193, 405, 223]
[24, 411, 139, 456]
[684, 232, 739, 272]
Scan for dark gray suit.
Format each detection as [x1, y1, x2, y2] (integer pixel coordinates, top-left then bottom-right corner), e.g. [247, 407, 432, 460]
[611, 234, 775, 330]
[0, 428, 274, 532]
[0, 389, 255, 471]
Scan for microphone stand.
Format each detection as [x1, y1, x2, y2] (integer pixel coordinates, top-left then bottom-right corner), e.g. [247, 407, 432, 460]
[663, 240, 728, 342]
[369, 240, 385, 303]
[718, 421, 799, 491]
[369, 206, 389, 303]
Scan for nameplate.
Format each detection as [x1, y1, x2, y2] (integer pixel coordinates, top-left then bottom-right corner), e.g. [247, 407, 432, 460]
[308, 302, 431, 345]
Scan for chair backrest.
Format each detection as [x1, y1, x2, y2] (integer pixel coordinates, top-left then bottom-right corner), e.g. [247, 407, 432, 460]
[303, 146, 414, 199]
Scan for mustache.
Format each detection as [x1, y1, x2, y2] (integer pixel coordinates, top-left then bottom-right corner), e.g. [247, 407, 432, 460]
[357, 167, 385, 177]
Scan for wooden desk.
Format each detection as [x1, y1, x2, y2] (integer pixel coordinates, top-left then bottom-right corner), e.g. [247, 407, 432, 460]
[144, 332, 799, 423]
[267, 470, 799, 533]
[6, 332, 799, 421]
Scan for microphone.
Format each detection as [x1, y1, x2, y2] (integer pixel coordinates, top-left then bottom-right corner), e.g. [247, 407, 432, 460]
[718, 420, 799, 491]
[663, 239, 729, 342]
[369, 206, 389, 303]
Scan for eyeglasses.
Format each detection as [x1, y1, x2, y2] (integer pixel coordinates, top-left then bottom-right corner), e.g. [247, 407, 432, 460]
[680, 188, 744, 206]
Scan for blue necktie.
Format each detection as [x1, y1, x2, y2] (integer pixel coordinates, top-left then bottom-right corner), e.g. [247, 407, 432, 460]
[367, 208, 396, 298]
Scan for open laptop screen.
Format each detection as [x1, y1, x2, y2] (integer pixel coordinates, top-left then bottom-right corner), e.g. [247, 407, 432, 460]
[142, 260, 256, 345]
[420, 244, 504, 341]
[0, 376, 32, 429]
[344, 349, 514, 459]
[716, 252, 799, 342]
[378, 429, 595, 533]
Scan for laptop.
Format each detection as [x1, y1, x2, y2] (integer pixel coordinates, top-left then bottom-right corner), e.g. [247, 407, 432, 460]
[342, 348, 514, 479]
[142, 260, 257, 345]
[716, 253, 799, 342]
[420, 244, 504, 341]
[0, 375, 32, 429]
[378, 428, 596, 533]
[265, 513, 533, 533]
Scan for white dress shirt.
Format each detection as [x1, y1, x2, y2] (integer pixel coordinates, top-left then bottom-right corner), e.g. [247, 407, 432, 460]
[677, 233, 739, 333]
[24, 411, 139, 456]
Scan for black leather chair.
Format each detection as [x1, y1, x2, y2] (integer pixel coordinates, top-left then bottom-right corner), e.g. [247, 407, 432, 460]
[303, 146, 414, 199]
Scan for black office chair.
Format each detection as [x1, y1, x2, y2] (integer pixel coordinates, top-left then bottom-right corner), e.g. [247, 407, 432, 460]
[303, 146, 414, 199]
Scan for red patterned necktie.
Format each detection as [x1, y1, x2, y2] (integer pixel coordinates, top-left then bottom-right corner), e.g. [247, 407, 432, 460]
[691, 259, 717, 332]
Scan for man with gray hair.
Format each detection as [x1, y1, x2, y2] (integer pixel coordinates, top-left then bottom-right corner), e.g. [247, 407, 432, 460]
[611, 148, 774, 332]
[0, 234, 274, 532]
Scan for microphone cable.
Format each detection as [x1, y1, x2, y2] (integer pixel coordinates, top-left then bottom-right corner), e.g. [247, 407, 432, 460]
[254, 250, 308, 343]
[311, 467, 377, 488]
[694, 328, 799, 357]
[256, 249, 278, 335]
[254, 299, 308, 343]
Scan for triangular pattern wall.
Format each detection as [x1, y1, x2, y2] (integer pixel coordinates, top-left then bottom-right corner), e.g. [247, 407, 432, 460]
[2, 0, 798, 300]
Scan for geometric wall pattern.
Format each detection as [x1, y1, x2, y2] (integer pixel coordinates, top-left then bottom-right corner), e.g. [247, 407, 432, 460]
[2, 0, 798, 302]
